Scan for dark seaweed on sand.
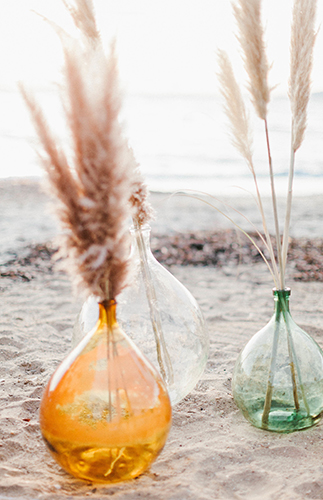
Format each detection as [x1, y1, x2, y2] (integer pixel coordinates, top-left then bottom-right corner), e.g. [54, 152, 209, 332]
[1, 232, 322, 282]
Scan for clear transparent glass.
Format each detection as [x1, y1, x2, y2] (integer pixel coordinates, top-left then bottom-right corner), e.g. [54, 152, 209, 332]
[40, 300, 172, 483]
[73, 225, 209, 406]
[232, 288, 323, 432]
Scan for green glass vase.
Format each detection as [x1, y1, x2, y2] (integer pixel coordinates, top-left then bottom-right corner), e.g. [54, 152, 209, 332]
[232, 288, 323, 432]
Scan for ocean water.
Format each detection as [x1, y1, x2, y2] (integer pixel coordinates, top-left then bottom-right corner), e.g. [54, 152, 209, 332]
[0, 89, 322, 197]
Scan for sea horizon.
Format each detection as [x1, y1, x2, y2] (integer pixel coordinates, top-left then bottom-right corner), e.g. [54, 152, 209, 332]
[1, 90, 322, 197]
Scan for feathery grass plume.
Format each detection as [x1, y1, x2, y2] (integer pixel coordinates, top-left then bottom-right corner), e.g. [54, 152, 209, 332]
[62, 0, 154, 227]
[130, 164, 155, 227]
[281, 0, 317, 274]
[21, 41, 135, 302]
[217, 49, 280, 287]
[62, 0, 100, 46]
[289, 0, 317, 152]
[217, 50, 253, 168]
[233, 0, 270, 120]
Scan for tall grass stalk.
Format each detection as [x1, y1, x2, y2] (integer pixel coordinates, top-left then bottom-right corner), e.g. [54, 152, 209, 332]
[217, 50, 280, 288]
[282, 0, 317, 275]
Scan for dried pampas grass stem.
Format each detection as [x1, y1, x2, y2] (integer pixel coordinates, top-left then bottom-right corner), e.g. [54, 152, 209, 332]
[233, 0, 285, 287]
[217, 49, 279, 287]
[282, 0, 318, 274]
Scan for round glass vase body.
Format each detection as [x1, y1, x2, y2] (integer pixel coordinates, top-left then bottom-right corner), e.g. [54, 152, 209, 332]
[40, 300, 172, 483]
[72, 225, 209, 406]
[232, 289, 323, 433]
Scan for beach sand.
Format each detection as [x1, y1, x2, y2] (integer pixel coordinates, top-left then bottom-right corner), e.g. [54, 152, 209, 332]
[1, 179, 323, 500]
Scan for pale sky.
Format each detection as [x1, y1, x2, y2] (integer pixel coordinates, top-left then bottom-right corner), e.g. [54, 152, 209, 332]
[1, 0, 322, 95]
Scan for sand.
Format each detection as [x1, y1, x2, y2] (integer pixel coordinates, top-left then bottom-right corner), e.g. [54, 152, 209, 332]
[1, 178, 323, 500]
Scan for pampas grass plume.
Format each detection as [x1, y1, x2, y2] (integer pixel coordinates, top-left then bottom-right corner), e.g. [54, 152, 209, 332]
[289, 0, 317, 152]
[217, 50, 253, 170]
[233, 0, 271, 120]
[63, 0, 154, 227]
[21, 41, 135, 302]
[62, 0, 100, 45]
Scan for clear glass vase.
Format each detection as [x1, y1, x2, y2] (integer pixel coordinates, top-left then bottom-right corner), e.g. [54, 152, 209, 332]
[40, 299, 172, 483]
[232, 288, 323, 432]
[72, 224, 209, 406]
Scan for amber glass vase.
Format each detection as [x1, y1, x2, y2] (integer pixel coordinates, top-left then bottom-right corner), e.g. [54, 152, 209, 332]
[232, 289, 323, 432]
[40, 300, 172, 483]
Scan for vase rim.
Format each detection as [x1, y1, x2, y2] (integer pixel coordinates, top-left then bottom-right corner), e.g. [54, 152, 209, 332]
[272, 287, 291, 295]
[130, 223, 151, 233]
[100, 298, 117, 308]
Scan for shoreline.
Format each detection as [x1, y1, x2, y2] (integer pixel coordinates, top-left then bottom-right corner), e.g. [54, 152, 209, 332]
[0, 177, 322, 283]
[1, 177, 323, 259]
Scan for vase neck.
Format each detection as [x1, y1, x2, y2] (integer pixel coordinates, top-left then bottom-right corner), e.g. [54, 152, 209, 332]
[99, 299, 117, 326]
[130, 224, 152, 255]
[273, 288, 291, 313]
